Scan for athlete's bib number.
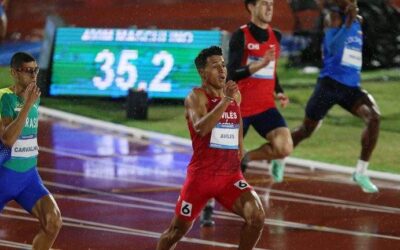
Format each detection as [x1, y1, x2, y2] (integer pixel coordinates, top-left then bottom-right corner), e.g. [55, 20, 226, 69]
[247, 56, 275, 79]
[210, 124, 239, 150]
[180, 201, 192, 217]
[341, 47, 362, 70]
[11, 136, 38, 158]
[234, 180, 249, 190]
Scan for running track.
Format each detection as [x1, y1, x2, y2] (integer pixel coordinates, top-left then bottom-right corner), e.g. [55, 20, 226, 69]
[1, 116, 400, 250]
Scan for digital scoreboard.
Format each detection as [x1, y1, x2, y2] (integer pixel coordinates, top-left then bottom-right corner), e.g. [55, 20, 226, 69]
[50, 28, 223, 98]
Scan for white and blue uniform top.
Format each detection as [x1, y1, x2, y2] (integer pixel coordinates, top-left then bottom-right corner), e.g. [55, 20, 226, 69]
[320, 20, 363, 87]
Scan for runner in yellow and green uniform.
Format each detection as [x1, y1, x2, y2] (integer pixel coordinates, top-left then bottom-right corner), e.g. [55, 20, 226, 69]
[0, 52, 62, 249]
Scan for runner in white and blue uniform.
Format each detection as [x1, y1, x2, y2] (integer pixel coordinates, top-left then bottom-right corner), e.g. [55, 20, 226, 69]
[291, 0, 381, 193]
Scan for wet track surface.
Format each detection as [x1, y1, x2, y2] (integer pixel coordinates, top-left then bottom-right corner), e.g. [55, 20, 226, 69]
[1, 117, 400, 250]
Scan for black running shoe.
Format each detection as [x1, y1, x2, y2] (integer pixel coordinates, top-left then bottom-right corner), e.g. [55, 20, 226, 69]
[200, 205, 215, 227]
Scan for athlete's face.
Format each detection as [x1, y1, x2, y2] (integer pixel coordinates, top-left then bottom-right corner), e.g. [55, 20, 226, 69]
[250, 0, 274, 24]
[202, 55, 227, 89]
[11, 61, 39, 88]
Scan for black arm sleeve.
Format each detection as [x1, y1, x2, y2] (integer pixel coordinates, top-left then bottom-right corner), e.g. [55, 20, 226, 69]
[273, 29, 284, 94]
[275, 74, 284, 94]
[273, 29, 282, 43]
[227, 29, 251, 81]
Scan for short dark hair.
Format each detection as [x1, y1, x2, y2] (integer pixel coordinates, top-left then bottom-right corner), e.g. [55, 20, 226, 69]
[194, 46, 223, 71]
[244, 0, 257, 12]
[10, 52, 36, 68]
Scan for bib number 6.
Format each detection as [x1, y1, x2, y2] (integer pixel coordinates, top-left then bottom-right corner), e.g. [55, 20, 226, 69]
[180, 201, 192, 217]
[234, 180, 249, 190]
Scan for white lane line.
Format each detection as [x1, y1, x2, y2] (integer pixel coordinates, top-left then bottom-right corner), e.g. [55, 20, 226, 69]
[39, 146, 396, 210]
[255, 187, 400, 214]
[247, 168, 400, 191]
[268, 196, 395, 214]
[42, 181, 175, 208]
[39, 182, 400, 241]
[40, 148, 400, 213]
[0, 239, 31, 249]
[52, 192, 398, 225]
[52, 194, 400, 241]
[214, 213, 400, 241]
[213, 210, 400, 241]
[39, 147, 398, 213]
[55, 194, 174, 213]
[38, 165, 400, 215]
[248, 168, 353, 185]
[38, 167, 182, 188]
[2, 208, 268, 250]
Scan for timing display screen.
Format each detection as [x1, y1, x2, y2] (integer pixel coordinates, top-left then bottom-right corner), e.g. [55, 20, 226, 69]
[50, 28, 223, 98]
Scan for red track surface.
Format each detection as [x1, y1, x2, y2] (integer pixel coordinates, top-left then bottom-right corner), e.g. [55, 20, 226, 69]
[1, 117, 400, 249]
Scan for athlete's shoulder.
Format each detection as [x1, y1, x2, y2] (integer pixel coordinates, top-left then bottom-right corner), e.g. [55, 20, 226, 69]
[230, 27, 245, 49]
[232, 26, 245, 38]
[0, 87, 13, 94]
[0, 88, 13, 102]
[192, 88, 208, 102]
[185, 88, 207, 106]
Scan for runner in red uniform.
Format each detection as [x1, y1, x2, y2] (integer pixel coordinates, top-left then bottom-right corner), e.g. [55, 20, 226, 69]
[201, 0, 293, 227]
[230, 0, 293, 182]
[157, 46, 265, 250]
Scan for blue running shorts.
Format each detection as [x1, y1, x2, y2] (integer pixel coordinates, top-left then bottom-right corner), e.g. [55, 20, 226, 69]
[306, 76, 368, 121]
[242, 107, 288, 137]
[0, 166, 50, 213]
